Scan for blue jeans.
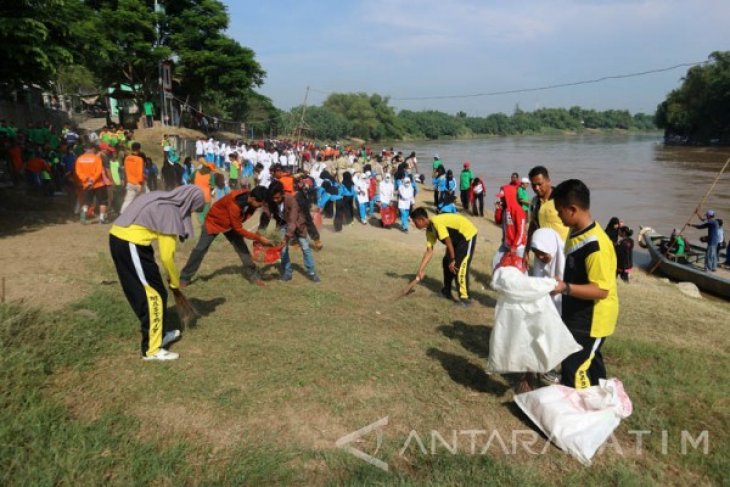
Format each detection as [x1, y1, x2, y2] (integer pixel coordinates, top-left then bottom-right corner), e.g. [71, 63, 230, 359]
[281, 236, 316, 277]
[368, 196, 379, 216]
[705, 244, 717, 271]
[400, 208, 409, 230]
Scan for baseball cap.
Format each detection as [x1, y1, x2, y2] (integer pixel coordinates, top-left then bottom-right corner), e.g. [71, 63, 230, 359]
[521, 177, 529, 184]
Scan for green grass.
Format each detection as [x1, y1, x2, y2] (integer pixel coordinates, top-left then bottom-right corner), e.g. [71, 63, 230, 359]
[1, 225, 729, 485]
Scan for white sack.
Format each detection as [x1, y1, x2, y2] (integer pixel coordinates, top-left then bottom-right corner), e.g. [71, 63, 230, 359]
[514, 378, 633, 465]
[487, 266, 581, 373]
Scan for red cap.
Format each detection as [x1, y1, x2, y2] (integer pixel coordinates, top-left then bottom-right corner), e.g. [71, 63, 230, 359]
[463, 161, 471, 168]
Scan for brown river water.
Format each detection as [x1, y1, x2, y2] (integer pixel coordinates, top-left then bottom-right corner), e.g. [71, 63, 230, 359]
[407, 134, 730, 246]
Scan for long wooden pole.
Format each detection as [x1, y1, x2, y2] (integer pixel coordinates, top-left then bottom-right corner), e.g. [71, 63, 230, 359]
[648, 156, 730, 274]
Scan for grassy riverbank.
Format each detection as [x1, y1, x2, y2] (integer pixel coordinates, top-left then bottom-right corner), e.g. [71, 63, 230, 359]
[1, 188, 728, 485]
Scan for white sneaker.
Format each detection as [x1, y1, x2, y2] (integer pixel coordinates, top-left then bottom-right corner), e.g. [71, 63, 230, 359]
[142, 348, 179, 361]
[162, 329, 181, 348]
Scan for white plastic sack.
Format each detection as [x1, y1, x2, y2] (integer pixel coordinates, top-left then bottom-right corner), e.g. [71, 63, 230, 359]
[487, 266, 581, 373]
[514, 378, 633, 465]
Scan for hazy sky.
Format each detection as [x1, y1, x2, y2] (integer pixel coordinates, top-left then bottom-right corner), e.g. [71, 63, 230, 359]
[226, 0, 729, 116]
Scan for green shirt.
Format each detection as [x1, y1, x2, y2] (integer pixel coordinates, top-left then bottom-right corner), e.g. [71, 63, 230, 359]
[459, 169, 473, 190]
[48, 133, 60, 150]
[674, 236, 685, 256]
[517, 186, 530, 211]
[433, 159, 443, 171]
[143, 101, 154, 116]
[229, 161, 239, 179]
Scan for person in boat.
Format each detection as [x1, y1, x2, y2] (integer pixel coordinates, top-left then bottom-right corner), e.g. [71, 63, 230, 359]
[692, 210, 720, 272]
[662, 228, 687, 262]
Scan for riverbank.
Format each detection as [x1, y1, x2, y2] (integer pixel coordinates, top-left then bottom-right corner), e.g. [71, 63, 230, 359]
[0, 187, 728, 484]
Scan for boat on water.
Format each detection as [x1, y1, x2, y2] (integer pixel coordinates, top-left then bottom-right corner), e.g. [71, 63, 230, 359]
[642, 230, 730, 299]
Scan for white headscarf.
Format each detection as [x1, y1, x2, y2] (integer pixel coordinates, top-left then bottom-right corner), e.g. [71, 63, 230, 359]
[530, 228, 565, 280]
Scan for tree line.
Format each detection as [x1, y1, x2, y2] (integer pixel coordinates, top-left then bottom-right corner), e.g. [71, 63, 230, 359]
[655, 51, 730, 145]
[278, 92, 656, 142]
[1, 0, 274, 123]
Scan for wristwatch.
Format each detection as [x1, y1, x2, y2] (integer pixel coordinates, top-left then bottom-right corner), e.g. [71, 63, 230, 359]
[562, 282, 572, 296]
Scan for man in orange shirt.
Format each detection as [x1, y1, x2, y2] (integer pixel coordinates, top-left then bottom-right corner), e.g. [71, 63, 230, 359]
[74, 144, 108, 223]
[179, 186, 273, 287]
[121, 142, 146, 213]
[272, 164, 295, 195]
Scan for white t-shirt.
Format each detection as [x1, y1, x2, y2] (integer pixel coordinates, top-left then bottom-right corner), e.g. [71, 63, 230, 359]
[398, 184, 414, 209]
[379, 181, 394, 204]
[356, 179, 369, 203]
[257, 168, 271, 188]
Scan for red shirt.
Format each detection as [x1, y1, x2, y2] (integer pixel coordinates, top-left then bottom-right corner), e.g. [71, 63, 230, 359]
[26, 157, 50, 174]
[204, 189, 263, 241]
[500, 184, 527, 248]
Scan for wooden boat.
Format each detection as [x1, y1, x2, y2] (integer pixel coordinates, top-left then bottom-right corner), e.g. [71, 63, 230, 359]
[643, 231, 730, 299]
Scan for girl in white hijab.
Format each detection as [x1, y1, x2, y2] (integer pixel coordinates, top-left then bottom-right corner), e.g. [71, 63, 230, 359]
[529, 227, 565, 312]
[398, 177, 415, 232]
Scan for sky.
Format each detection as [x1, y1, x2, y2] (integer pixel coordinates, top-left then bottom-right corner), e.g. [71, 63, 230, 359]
[226, 0, 730, 116]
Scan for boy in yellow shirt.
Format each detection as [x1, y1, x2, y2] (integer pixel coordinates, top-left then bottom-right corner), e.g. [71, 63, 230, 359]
[552, 179, 618, 389]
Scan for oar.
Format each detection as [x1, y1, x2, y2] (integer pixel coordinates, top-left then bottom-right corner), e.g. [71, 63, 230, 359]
[648, 156, 730, 275]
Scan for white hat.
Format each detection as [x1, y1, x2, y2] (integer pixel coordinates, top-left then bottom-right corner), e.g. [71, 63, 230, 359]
[521, 177, 530, 184]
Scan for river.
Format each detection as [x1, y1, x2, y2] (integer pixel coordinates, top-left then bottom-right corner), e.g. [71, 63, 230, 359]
[406, 134, 730, 244]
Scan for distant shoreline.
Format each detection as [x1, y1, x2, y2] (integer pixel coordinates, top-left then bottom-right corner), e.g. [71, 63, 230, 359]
[357, 129, 663, 146]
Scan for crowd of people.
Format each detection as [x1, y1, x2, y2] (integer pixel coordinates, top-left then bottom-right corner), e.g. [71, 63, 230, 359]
[101, 136, 622, 398]
[0, 119, 162, 224]
[1, 120, 724, 398]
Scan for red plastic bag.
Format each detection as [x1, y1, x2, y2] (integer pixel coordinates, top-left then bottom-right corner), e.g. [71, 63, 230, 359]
[381, 205, 396, 226]
[252, 242, 284, 264]
[494, 206, 503, 225]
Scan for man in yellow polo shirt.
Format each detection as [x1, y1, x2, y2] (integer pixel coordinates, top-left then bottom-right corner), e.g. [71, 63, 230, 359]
[527, 165, 570, 243]
[411, 207, 478, 306]
[551, 179, 618, 389]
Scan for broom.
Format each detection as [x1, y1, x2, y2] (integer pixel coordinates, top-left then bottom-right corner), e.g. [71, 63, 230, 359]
[172, 288, 199, 328]
[394, 277, 420, 300]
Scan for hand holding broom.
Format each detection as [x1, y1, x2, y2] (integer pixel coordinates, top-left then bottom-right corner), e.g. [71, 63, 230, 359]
[171, 287, 199, 328]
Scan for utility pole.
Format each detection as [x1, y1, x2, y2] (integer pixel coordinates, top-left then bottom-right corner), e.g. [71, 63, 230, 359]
[294, 86, 310, 170]
[155, 0, 166, 127]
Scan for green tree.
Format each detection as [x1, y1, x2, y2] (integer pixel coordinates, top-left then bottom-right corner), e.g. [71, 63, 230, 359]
[0, 0, 80, 92]
[656, 51, 730, 143]
[322, 92, 402, 141]
[299, 106, 351, 141]
[79, 0, 169, 103]
[165, 0, 266, 120]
